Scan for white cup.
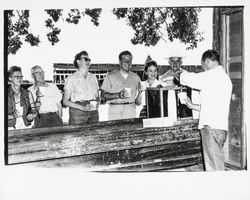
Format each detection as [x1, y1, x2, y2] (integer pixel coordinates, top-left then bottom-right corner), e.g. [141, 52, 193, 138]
[178, 92, 187, 104]
[90, 100, 97, 107]
[140, 81, 147, 91]
[124, 88, 132, 97]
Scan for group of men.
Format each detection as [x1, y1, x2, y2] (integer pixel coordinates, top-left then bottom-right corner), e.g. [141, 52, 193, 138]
[8, 49, 233, 171]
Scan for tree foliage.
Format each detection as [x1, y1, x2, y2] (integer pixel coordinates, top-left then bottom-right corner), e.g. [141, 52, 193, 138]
[7, 7, 204, 54]
[7, 9, 102, 54]
[113, 7, 204, 49]
[7, 10, 40, 54]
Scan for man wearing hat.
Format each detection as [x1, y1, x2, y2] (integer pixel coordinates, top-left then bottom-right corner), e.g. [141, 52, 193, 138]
[159, 49, 185, 86]
[159, 50, 193, 119]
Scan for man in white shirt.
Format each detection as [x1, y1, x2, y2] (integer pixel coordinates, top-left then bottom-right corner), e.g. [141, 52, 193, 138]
[175, 50, 232, 171]
[28, 65, 63, 128]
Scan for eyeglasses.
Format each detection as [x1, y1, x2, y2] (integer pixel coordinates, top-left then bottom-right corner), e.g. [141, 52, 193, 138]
[12, 75, 23, 79]
[80, 57, 91, 62]
[33, 71, 45, 75]
[121, 58, 132, 63]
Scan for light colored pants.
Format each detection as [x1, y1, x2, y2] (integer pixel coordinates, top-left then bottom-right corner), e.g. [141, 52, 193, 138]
[108, 104, 136, 121]
[200, 126, 227, 171]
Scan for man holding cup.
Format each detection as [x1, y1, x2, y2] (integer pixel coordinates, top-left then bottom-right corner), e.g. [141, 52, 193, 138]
[174, 50, 232, 171]
[101, 50, 142, 120]
[28, 65, 63, 128]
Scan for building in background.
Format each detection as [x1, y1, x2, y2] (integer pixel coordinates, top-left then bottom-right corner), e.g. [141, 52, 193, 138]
[53, 62, 202, 90]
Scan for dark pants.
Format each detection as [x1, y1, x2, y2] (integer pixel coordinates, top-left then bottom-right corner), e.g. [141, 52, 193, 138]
[69, 107, 99, 125]
[34, 112, 63, 128]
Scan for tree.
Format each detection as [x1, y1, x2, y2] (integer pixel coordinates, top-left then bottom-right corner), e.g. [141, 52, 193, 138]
[112, 7, 204, 49]
[7, 9, 102, 54]
[7, 7, 204, 55]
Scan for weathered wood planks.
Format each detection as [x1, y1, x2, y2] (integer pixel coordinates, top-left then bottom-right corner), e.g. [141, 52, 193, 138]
[7, 118, 203, 171]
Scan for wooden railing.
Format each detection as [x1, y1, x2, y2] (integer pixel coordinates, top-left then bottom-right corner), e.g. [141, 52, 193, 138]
[7, 118, 203, 171]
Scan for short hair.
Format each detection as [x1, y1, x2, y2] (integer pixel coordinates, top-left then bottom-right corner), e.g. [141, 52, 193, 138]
[73, 50, 89, 69]
[144, 60, 159, 72]
[201, 50, 220, 64]
[8, 66, 22, 78]
[119, 50, 132, 61]
[31, 65, 43, 74]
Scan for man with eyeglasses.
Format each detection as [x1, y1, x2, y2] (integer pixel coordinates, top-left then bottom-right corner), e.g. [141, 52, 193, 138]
[174, 50, 232, 171]
[63, 50, 99, 125]
[28, 65, 63, 128]
[101, 50, 142, 121]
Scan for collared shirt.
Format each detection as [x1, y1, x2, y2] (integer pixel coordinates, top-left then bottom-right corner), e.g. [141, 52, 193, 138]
[28, 83, 62, 114]
[180, 65, 232, 130]
[141, 79, 162, 106]
[101, 70, 141, 104]
[64, 71, 99, 102]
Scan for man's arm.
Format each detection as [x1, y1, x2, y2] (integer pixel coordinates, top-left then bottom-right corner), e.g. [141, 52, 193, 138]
[62, 90, 95, 111]
[56, 102, 62, 118]
[184, 97, 200, 111]
[101, 89, 130, 101]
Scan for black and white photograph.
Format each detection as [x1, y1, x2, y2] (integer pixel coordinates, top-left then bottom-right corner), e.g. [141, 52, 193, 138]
[0, 0, 249, 199]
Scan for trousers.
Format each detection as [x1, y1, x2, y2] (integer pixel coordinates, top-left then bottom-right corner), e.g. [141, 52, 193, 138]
[69, 107, 99, 125]
[34, 112, 63, 128]
[108, 104, 136, 121]
[200, 126, 227, 171]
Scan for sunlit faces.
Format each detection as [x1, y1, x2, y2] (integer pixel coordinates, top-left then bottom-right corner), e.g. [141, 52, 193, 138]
[32, 67, 45, 82]
[146, 65, 158, 80]
[169, 57, 182, 72]
[120, 55, 133, 72]
[9, 71, 23, 86]
[78, 55, 91, 69]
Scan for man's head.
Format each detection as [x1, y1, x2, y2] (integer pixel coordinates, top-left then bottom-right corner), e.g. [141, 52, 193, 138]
[167, 50, 184, 72]
[119, 51, 133, 73]
[74, 50, 91, 70]
[8, 66, 23, 86]
[31, 65, 45, 84]
[201, 50, 220, 71]
[169, 57, 183, 72]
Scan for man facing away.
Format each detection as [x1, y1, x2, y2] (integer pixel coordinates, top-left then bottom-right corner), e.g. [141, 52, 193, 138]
[101, 50, 142, 121]
[28, 65, 63, 128]
[175, 49, 232, 171]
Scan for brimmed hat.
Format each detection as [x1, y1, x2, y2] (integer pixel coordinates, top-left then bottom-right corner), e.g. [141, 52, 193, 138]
[165, 49, 185, 59]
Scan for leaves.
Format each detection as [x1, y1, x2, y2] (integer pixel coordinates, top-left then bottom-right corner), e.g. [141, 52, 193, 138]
[7, 10, 40, 54]
[113, 7, 204, 49]
[85, 8, 102, 26]
[7, 7, 204, 54]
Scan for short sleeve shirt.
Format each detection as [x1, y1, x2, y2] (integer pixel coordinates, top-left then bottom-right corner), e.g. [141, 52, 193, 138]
[64, 71, 99, 102]
[28, 83, 62, 114]
[101, 70, 141, 103]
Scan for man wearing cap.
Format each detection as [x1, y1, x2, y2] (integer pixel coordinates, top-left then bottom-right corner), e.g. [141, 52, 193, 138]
[28, 65, 63, 128]
[101, 50, 142, 121]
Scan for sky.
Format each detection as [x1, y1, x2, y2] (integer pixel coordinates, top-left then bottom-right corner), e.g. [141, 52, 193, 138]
[7, 7, 213, 81]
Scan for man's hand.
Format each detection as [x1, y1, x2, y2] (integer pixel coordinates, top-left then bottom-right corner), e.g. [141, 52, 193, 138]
[36, 87, 45, 97]
[26, 113, 37, 121]
[173, 69, 183, 81]
[119, 89, 130, 99]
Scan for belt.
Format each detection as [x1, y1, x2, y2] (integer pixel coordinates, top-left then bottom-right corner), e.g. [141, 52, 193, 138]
[110, 102, 135, 105]
[39, 112, 57, 116]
